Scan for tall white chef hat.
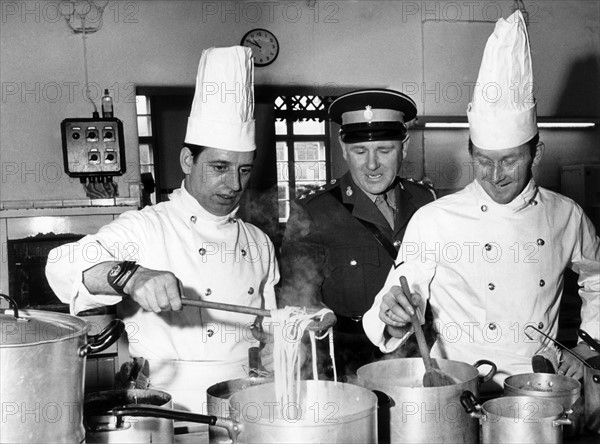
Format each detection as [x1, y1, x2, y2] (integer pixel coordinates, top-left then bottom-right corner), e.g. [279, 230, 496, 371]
[467, 10, 537, 150]
[185, 46, 255, 152]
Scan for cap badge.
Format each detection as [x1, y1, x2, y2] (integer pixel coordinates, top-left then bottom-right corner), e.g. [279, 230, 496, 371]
[363, 105, 374, 121]
[346, 186, 353, 197]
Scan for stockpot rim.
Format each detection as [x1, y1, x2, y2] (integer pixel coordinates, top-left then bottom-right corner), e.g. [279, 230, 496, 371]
[0, 307, 90, 347]
[504, 372, 581, 395]
[356, 357, 494, 390]
[228, 379, 378, 426]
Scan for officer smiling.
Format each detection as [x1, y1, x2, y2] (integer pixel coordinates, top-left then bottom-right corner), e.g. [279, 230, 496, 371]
[280, 88, 435, 380]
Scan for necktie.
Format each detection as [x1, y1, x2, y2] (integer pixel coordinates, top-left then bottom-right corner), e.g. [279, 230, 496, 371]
[375, 195, 395, 229]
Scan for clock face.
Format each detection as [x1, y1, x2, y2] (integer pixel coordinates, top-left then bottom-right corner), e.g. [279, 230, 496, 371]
[241, 29, 279, 67]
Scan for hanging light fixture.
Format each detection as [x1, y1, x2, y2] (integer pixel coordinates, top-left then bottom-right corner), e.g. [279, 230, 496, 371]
[61, 0, 108, 34]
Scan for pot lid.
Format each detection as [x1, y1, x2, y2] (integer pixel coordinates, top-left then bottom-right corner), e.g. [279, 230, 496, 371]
[1, 306, 88, 346]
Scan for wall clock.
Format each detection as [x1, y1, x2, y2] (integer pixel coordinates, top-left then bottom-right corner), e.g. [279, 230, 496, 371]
[241, 28, 279, 67]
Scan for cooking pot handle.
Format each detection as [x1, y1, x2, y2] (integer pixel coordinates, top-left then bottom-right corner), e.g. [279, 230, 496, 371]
[112, 404, 240, 442]
[473, 359, 497, 384]
[0, 294, 29, 321]
[460, 390, 484, 420]
[79, 319, 125, 357]
[553, 417, 573, 427]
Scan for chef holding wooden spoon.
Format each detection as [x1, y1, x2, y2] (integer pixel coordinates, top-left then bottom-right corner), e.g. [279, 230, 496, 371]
[362, 11, 600, 393]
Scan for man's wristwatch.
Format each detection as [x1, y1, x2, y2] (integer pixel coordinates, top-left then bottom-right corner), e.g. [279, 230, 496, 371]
[107, 261, 140, 296]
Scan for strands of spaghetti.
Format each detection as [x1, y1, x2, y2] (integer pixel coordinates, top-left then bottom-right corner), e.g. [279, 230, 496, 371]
[271, 306, 335, 417]
[310, 326, 337, 383]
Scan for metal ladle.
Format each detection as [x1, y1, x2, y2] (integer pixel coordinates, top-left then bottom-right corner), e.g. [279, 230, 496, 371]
[524, 325, 593, 369]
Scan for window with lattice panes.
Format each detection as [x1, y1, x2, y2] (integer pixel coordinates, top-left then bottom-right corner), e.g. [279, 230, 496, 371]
[275, 95, 334, 222]
[136, 95, 156, 205]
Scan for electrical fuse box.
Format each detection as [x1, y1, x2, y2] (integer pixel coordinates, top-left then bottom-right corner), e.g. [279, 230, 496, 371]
[61, 118, 126, 177]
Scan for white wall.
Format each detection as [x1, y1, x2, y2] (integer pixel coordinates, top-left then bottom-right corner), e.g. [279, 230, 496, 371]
[1, 0, 599, 202]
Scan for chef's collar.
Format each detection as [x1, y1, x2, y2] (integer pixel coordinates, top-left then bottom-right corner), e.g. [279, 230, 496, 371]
[473, 179, 538, 212]
[172, 180, 239, 223]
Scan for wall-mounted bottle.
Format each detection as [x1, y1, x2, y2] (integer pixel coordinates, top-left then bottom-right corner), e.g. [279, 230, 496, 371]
[101, 89, 114, 118]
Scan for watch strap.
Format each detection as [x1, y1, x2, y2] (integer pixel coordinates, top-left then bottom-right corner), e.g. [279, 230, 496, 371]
[107, 261, 140, 296]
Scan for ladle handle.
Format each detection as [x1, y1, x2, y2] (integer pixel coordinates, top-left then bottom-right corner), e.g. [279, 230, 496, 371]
[525, 325, 593, 368]
[182, 298, 271, 317]
[112, 404, 240, 442]
[400, 276, 435, 370]
[113, 404, 218, 424]
[182, 299, 338, 332]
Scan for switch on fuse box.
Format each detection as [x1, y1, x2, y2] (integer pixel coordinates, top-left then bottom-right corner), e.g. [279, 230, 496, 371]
[61, 118, 126, 177]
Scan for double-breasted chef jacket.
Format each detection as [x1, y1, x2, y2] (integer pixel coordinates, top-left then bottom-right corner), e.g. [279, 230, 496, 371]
[46, 185, 279, 412]
[280, 172, 435, 376]
[363, 179, 600, 391]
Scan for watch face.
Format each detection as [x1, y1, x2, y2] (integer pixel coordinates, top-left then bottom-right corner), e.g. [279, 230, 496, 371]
[241, 29, 279, 67]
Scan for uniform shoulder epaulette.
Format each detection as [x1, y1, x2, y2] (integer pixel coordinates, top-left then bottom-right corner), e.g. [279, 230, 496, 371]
[404, 177, 437, 200]
[297, 179, 339, 202]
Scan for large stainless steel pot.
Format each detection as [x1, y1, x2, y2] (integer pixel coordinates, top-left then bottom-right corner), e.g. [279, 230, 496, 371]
[584, 355, 600, 434]
[229, 380, 377, 443]
[85, 389, 173, 443]
[461, 391, 571, 444]
[207, 376, 273, 443]
[357, 357, 496, 443]
[0, 294, 124, 443]
[504, 372, 582, 437]
[115, 380, 378, 443]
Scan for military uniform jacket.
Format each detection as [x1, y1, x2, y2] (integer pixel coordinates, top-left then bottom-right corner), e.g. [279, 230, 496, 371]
[363, 179, 600, 388]
[280, 172, 435, 317]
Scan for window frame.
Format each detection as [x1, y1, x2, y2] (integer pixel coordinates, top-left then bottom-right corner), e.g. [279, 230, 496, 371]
[274, 95, 335, 222]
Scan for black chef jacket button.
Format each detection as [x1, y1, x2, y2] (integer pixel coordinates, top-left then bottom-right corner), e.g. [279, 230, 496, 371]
[488, 283, 495, 291]
[248, 287, 254, 295]
[207, 329, 215, 337]
[241, 249, 247, 256]
[489, 323, 497, 330]
[205, 288, 212, 296]
[485, 243, 492, 251]
[539, 280, 545, 287]
[190, 216, 197, 223]
[538, 322, 544, 329]
[537, 238, 545, 246]
[199, 248, 206, 255]
[481, 205, 488, 212]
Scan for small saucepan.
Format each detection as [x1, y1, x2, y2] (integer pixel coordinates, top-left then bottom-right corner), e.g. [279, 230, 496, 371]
[85, 388, 175, 443]
[206, 376, 273, 443]
[461, 390, 571, 444]
[503, 372, 582, 437]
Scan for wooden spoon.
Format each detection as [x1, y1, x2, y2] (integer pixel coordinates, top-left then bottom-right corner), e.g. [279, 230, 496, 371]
[400, 276, 455, 387]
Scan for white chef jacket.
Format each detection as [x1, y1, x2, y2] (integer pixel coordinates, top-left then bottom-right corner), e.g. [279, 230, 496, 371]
[363, 180, 600, 391]
[46, 184, 279, 412]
